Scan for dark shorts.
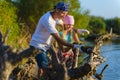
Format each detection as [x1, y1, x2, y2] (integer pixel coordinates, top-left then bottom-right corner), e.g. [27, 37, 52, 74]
[35, 51, 49, 68]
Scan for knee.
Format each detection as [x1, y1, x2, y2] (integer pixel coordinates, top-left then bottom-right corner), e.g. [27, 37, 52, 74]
[35, 52, 49, 68]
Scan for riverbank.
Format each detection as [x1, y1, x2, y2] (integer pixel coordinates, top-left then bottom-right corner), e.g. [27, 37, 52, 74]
[85, 33, 120, 42]
[111, 34, 120, 41]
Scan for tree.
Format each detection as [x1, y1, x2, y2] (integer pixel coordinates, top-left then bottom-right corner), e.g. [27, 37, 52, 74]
[16, 0, 61, 33]
[10, 0, 90, 47]
[66, 0, 90, 29]
[0, 0, 20, 47]
[105, 17, 120, 34]
[88, 16, 106, 34]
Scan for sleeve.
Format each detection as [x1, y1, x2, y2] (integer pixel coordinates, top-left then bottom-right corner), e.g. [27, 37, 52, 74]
[56, 19, 63, 25]
[42, 18, 58, 34]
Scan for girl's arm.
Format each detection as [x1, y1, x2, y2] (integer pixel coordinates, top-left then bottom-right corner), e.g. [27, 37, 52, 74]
[72, 28, 81, 43]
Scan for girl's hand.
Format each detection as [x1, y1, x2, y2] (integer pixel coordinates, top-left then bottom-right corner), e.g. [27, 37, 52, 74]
[77, 29, 90, 35]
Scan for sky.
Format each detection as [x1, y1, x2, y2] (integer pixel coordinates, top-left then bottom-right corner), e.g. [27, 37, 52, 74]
[79, 0, 120, 19]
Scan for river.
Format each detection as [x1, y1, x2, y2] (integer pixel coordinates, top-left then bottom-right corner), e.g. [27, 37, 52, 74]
[97, 40, 120, 80]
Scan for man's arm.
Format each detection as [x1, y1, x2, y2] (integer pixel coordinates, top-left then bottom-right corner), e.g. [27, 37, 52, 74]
[51, 33, 74, 48]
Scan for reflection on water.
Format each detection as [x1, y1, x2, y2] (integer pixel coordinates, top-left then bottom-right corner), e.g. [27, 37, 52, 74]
[97, 40, 120, 80]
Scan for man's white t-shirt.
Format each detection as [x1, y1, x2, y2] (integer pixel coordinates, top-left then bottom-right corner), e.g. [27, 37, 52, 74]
[30, 11, 58, 51]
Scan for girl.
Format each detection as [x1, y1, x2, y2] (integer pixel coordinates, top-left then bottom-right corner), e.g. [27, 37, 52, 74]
[57, 15, 81, 69]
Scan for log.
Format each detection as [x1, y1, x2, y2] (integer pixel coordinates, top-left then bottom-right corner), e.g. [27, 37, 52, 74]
[0, 43, 39, 80]
[0, 32, 110, 80]
[45, 46, 91, 80]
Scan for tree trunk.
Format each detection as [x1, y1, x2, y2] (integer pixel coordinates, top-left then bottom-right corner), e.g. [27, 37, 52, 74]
[0, 44, 39, 80]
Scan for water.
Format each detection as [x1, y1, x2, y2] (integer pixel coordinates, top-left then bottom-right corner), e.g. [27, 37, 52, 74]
[97, 40, 120, 80]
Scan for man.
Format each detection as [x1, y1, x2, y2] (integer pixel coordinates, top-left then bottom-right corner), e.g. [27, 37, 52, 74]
[30, 2, 88, 77]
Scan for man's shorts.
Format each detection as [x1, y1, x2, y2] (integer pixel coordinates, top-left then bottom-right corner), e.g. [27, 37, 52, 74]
[35, 51, 49, 68]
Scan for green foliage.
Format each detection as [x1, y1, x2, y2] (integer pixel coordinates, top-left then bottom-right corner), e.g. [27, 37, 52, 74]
[88, 16, 106, 34]
[1, 0, 115, 49]
[0, 0, 87, 48]
[74, 11, 90, 29]
[16, 0, 61, 33]
[15, 0, 90, 33]
[105, 17, 120, 34]
[0, 0, 20, 47]
[64, 0, 90, 29]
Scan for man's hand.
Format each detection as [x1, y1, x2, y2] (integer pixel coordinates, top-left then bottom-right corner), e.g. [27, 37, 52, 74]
[73, 42, 93, 54]
[73, 43, 84, 52]
[81, 46, 93, 54]
[73, 44, 83, 49]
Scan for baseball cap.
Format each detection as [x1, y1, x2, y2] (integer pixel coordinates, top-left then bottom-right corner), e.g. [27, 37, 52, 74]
[54, 2, 68, 11]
